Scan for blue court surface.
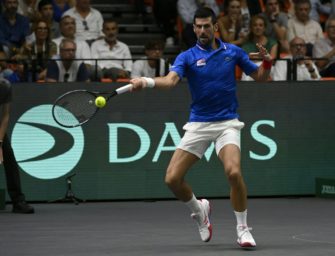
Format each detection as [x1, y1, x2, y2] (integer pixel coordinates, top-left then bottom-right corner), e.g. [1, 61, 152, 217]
[0, 197, 334, 256]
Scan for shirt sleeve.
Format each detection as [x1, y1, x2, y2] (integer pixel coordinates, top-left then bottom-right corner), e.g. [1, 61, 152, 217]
[170, 51, 187, 79]
[236, 47, 258, 76]
[123, 46, 133, 73]
[286, 19, 295, 42]
[312, 39, 325, 58]
[131, 60, 143, 78]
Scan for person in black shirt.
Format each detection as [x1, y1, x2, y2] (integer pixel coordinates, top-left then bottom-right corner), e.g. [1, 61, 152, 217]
[0, 79, 34, 213]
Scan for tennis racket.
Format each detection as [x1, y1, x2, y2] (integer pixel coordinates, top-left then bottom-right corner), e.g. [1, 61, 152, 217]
[52, 84, 133, 128]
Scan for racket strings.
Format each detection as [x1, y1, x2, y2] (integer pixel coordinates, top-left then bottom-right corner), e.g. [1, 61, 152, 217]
[53, 91, 97, 127]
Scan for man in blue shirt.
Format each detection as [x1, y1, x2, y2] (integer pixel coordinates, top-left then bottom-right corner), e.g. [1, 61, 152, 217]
[0, 0, 30, 57]
[130, 7, 272, 248]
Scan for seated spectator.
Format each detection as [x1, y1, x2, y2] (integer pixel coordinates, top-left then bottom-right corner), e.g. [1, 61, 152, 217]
[217, 0, 249, 46]
[313, 17, 335, 77]
[13, 19, 57, 81]
[51, 0, 75, 22]
[240, 15, 277, 81]
[0, 50, 27, 82]
[17, 0, 39, 22]
[0, 0, 30, 57]
[177, 0, 220, 48]
[0, 50, 14, 79]
[280, 0, 294, 17]
[131, 39, 168, 78]
[271, 36, 320, 80]
[260, 0, 289, 54]
[53, 15, 93, 76]
[46, 38, 89, 82]
[242, 15, 278, 59]
[62, 0, 103, 44]
[37, 0, 60, 39]
[91, 19, 132, 81]
[309, 0, 331, 23]
[287, 0, 324, 56]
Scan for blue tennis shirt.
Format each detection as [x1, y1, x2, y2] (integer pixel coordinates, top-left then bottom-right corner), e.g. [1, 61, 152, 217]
[170, 39, 258, 122]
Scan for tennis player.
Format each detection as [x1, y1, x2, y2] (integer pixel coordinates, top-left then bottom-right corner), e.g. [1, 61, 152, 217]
[130, 7, 272, 248]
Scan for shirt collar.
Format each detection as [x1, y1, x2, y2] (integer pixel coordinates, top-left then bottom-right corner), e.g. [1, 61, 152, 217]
[195, 38, 227, 52]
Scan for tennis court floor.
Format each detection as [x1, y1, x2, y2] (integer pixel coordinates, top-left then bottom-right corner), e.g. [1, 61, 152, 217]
[1, 197, 334, 256]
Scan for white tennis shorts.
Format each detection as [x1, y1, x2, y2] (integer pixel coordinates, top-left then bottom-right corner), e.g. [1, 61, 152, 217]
[177, 119, 245, 158]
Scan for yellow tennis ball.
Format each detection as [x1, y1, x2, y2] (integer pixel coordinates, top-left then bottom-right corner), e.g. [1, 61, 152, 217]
[95, 96, 106, 108]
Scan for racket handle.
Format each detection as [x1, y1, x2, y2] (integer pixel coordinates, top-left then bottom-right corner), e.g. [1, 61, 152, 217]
[116, 84, 133, 95]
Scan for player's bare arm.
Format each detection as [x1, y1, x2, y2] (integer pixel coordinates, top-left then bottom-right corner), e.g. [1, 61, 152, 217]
[249, 43, 273, 82]
[130, 71, 180, 91]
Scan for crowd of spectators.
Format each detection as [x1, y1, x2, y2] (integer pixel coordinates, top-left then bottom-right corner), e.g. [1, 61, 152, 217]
[0, 0, 335, 83]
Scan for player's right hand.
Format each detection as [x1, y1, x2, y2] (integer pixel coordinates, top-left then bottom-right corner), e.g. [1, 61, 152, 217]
[130, 77, 146, 91]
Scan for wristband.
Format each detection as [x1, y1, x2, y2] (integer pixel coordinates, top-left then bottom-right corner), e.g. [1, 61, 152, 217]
[308, 68, 315, 73]
[262, 59, 273, 70]
[141, 77, 155, 88]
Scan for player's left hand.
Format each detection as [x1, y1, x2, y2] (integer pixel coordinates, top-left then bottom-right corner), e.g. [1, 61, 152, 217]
[249, 43, 272, 61]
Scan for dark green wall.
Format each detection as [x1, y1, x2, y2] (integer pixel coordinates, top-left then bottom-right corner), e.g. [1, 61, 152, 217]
[0, 81, 334, 201]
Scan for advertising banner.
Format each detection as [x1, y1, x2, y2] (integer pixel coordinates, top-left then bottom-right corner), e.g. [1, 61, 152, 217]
[1, 81, 334, 201]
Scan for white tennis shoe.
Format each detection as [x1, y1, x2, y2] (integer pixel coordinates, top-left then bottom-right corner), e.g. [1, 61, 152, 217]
[191, 199, 212, 242]
[236, 225, 256, 248]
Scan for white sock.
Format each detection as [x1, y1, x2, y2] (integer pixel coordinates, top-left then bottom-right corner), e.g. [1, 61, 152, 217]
[234, 209, 247, 227]
[185, 194, 202, 214]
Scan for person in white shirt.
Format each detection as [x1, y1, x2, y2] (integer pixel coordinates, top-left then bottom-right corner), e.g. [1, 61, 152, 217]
[17, 0, 39, 22]
[91, 19, 132, 81]
[287, 0, 324, 56]
[313, 17, 335, 77]
[46, 38, 89, 82]
[131, 39, 168, 78]
[53, 15, 92, 64]
[62, 0, 103, 44]
[272, 37, 320, 81]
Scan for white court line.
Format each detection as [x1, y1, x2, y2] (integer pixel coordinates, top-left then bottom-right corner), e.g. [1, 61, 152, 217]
[292, 233, 335, 245]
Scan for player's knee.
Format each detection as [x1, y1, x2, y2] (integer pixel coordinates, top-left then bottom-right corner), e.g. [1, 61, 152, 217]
[165, 171, 181, 189]
[226, 169, 242, 186]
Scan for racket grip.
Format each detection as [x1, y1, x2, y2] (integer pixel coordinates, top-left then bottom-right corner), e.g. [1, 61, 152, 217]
[116, 84, 133, 95]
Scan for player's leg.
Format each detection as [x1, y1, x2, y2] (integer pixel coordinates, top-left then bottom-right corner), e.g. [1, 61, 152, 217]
[165, 148, 198, 201]
[165, 149, 212, 242]
[218, 144, 256, 248]
[218, 144, 246, 211]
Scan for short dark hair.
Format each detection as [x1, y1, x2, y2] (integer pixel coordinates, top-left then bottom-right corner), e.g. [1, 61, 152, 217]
[103, 18, 118, 28]
[294, 0, 311, 8]
[193, 7, 217, 24]
[144, 39, 164, 51]
[38, 0, 52, 11]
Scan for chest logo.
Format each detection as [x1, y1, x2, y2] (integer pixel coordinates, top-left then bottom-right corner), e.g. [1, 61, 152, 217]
[196, 58, 206, 66]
